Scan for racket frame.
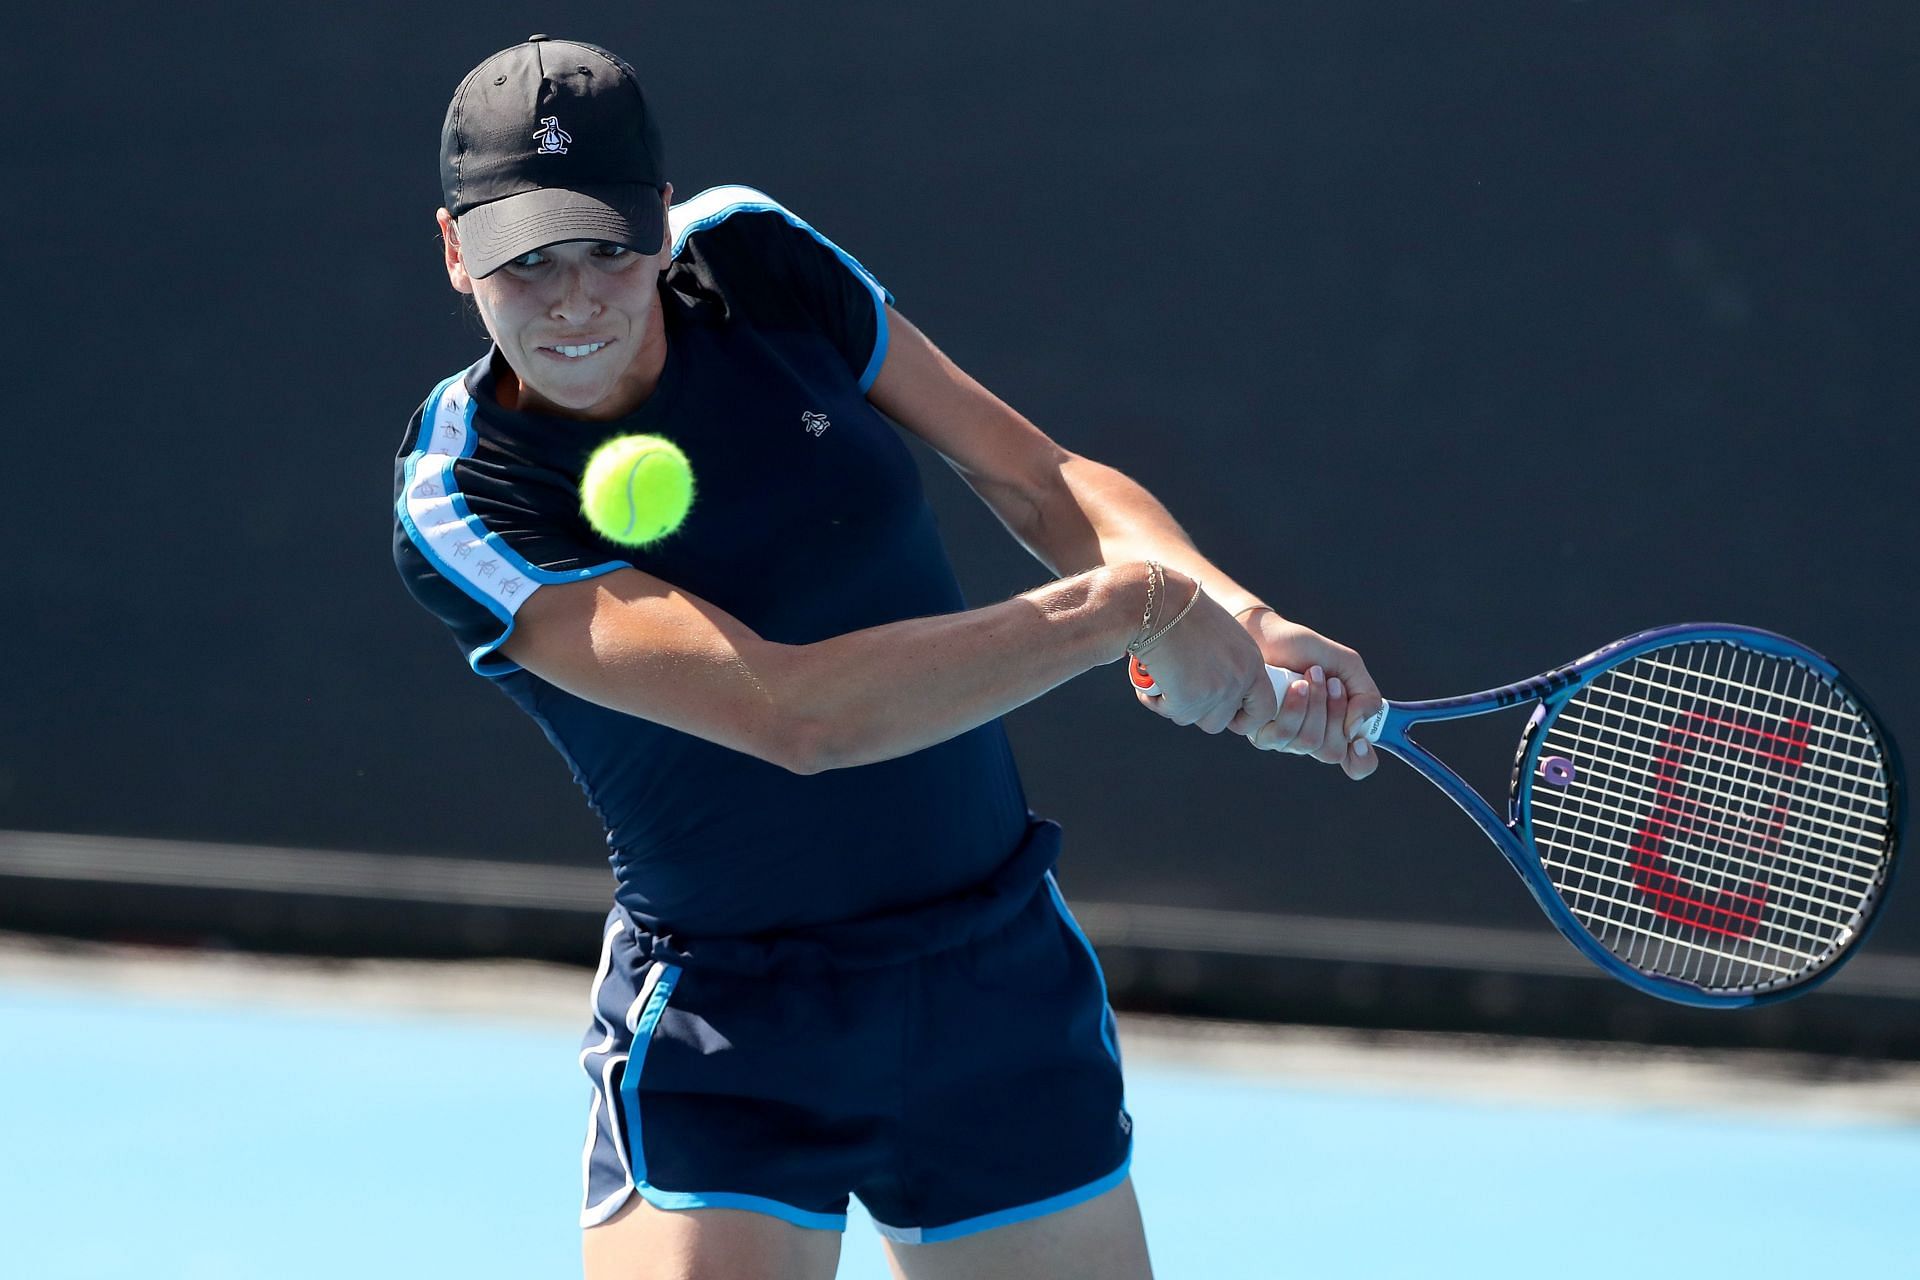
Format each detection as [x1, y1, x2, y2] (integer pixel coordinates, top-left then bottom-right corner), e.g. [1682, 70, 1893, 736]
[1375, 622, 1904, 1007]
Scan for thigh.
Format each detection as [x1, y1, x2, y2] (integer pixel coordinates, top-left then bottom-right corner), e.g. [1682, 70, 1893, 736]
[880, 1177, 1152, 1280]
[584, 1195, 842, 1280]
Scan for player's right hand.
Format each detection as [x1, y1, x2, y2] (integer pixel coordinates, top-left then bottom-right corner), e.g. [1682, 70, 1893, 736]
[1229, 611, 1381, 782]
[1128, 574, 1279, 735]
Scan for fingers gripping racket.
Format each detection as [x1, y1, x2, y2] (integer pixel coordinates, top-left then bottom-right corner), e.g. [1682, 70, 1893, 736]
[1130, 624, 1904, 1007]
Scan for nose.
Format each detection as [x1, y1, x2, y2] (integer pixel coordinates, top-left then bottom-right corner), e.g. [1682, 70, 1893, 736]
[548, 263, 601, 326]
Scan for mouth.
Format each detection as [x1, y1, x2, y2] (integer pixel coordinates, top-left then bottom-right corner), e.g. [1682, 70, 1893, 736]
[538, 339, 614, 361]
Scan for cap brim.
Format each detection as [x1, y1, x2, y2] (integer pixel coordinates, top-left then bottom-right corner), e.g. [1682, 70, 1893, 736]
[456, 184, 666, 278]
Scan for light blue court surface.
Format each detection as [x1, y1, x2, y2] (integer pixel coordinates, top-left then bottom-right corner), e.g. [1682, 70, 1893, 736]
[3, 984, 1917, 1279]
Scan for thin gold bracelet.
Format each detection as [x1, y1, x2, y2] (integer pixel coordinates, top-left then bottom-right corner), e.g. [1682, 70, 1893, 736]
[1134, 577, 1204, 655]
[1129, 561, 1165, 654]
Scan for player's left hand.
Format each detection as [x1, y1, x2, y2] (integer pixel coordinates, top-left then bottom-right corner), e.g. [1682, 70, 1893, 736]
[1228, 609, 1381, 781]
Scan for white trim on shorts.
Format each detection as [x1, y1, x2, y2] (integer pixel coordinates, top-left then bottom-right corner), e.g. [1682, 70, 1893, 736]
[579, 916, 665, 1229]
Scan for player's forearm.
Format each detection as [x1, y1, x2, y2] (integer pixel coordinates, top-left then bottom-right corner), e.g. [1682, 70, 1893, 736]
[1021, 455, 1267, 618]
[777, 561, 1148, 771]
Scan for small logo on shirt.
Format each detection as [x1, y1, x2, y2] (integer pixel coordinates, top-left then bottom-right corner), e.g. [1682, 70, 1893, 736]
[802, 411, 831, 437]
[1118, 1109, 1132, 1135]
[532, 116, 572, 155]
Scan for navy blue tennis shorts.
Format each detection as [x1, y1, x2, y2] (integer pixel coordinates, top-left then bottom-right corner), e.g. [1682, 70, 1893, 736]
[578, 824, 1132, 1242]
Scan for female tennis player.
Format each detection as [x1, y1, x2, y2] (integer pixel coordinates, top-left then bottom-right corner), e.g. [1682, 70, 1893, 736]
[393, 36, 1381, 1280]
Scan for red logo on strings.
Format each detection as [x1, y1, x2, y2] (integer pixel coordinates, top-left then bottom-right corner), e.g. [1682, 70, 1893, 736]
[1627, 710, 1809, 939]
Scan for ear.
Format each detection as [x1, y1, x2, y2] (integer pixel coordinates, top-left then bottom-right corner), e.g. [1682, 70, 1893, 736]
[437, 208, 475, 295]
[654, 183, 675, 260]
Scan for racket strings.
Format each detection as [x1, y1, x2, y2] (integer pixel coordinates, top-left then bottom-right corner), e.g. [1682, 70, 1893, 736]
[1531, 787, 1871, 925]
[1530, 854, 1845, 954]
[1633, 656, 1881, 747]
[1550, 648, 1883, 986]
[1554, 683, 1884, 830]
[1526, 640, 1894, 994]
[1536, 722, 1885, 873]
[1581, 646, 1881, 981]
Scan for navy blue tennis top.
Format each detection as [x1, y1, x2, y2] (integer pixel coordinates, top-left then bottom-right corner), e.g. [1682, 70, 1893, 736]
[392, 186, 1033, 939]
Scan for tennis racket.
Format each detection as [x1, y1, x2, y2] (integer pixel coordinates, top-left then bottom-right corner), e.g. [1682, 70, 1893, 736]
[1130, 623, 1904, 1007]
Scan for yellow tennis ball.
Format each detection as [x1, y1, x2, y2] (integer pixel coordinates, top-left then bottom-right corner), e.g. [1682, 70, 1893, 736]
[579, 434, 695, 547]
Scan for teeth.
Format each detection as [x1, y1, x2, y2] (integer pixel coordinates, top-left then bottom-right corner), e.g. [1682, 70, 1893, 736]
[554, 342, 607, 358]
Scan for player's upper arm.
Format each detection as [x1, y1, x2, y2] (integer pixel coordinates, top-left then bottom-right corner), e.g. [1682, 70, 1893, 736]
[498, 568, 824, 774]
[865, 306, 1076, 556]
[391, 373, 822, 773]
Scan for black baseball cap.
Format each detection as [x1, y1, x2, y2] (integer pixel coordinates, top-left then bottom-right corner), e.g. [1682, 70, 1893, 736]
[440, 36, 667, 278]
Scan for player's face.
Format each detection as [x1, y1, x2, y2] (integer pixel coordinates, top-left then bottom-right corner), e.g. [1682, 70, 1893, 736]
[437, 188, 675, 420]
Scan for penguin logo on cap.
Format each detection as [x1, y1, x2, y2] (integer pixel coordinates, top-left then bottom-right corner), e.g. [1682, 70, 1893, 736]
[532, 116, 572, 155]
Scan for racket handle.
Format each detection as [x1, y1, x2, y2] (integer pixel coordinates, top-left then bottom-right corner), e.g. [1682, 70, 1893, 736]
[1128, 656, 1388, 743]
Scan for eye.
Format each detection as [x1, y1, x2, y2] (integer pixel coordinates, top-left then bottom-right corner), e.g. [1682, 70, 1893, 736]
[591, 242, 632, 261]
[506, 249, 548, 270]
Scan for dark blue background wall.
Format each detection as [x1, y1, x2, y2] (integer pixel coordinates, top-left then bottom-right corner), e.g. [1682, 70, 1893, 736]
[8, 4, 1914, 955]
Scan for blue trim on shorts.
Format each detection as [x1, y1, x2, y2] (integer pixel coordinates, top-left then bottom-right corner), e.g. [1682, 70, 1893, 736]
[636, 1186, 848, 1232]
[617, 963, 849, 1233]
[870, 1151, 1134, 1245]
[618, 962, 681, 1189]
[1044, 872, 1121, 1065]
[871, 877, 1132, 1246]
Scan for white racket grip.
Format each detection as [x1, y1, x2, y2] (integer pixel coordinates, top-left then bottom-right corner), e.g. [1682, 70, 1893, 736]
[1263, 666, 1391, 743]
[1131, 659, 1388, 743]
